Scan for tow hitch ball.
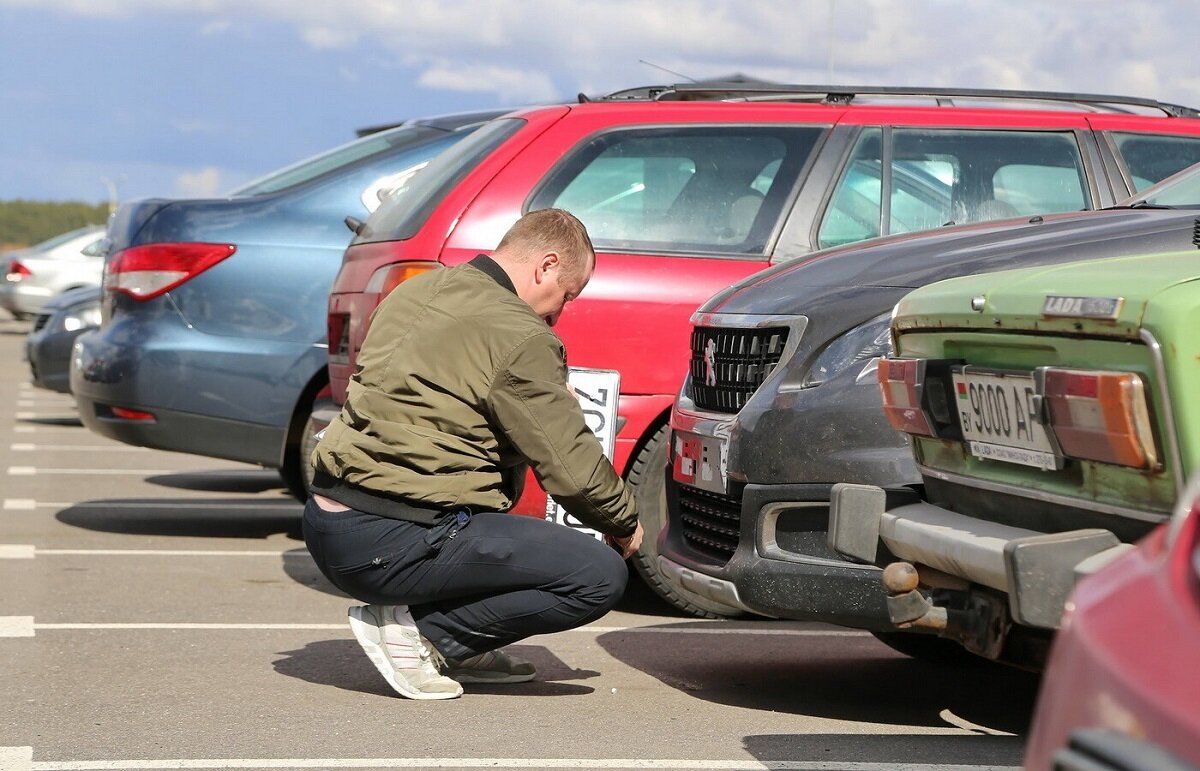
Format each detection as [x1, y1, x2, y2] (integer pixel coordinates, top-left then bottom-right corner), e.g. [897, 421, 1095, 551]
[881, 561, 1008, 659]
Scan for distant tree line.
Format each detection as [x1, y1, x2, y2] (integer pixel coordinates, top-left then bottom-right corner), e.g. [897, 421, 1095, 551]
[0, 199, 109, 249]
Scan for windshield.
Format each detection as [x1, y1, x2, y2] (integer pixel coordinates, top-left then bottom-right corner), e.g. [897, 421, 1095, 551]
[361, 117, 526, 243]
[1123, 160, 1200, 208]
[29, 225, 103, 251]
[231, 125, 445, 197]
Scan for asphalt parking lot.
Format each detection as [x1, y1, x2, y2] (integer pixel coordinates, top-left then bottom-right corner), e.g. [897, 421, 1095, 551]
[0, 316, 1041, 771]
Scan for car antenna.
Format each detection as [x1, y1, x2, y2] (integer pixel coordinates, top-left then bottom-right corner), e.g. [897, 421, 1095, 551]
[637, 59, 698, 83]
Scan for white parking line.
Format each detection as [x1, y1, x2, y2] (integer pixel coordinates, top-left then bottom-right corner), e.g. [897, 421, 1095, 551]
[2, 617, 868, 638]
[13, 426, 35, 433]
[10, 444, 151, 452]
[2, 500, 301, 511]
[36, 549, 309, 557]
[0, 545, 35, 559]
[7, 467, 198, 476]
[1, 751, 1022, 770]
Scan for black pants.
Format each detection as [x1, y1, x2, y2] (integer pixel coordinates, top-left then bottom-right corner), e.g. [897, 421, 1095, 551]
[302, 497, 628, 660]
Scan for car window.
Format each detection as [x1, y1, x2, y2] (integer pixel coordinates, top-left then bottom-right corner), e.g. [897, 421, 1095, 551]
[1135, 162, 1200, 207]
[79, 238, 106, 257]
[818, 128, 1086, 249]
[1110, 132, 1200, 192]
[362, 117, 527, 243]
[531, 126, 824, 255]
[232, 125, 446, 197]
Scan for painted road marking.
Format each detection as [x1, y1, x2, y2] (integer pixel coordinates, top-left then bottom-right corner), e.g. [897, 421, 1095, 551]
[13, 427, 35, 433]
[2, 501, 301, 511]
[3, 617, 867, 638]
[10, 444, 151, 452]
[35, 549, 310, 557]
[0, 751, 1022, 770]
[7, 467, 199, 476]
[0, 545, 35, 559]
[0, 617, 34, 637]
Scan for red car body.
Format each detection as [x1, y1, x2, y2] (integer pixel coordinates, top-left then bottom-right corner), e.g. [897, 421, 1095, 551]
[1025, 475, 1200, 770]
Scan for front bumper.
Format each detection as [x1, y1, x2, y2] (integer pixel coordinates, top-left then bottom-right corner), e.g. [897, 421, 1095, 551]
[829, 483, 1136, 631]
[25, 318, 88, 393]
[661, 476, 898, 628]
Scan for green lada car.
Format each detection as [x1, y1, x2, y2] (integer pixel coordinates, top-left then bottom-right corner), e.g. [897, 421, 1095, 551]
[827, 251, 1199, 668]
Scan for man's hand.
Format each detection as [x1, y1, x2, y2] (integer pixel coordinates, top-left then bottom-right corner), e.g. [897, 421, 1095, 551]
[605, 522, 644, 560]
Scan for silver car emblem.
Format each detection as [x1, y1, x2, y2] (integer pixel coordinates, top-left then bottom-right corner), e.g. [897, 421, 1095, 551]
[1042, 295, 1124, 320]
[703, 338, 718, 387]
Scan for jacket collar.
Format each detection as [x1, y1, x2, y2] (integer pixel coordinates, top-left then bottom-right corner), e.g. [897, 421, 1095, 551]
[468, 254, 517, 295]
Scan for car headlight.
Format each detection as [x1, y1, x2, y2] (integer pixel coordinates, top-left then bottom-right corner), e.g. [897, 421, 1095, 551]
[61, 303, 102, 332]
[800, 313, 893, 388]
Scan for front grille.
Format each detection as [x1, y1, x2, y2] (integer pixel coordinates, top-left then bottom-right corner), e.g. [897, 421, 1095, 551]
[32, 314, 51, 332]
[678, 485, 741, 563]
[689, 326, 789, 413]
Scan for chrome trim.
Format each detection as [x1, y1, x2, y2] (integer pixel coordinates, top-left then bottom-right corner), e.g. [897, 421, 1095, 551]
[677, 314, 808, 415]
[918, 464, 1171, 524]
[1139, 328, 1186, 499]
[757, 501, 882, 570]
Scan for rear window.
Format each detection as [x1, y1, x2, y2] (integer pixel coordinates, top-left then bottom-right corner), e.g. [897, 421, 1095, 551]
[231, 125, 446, 196]
[1111, 132, 1200, 191]
[361, 118, 527, 243]
[529, 126, 824, 255]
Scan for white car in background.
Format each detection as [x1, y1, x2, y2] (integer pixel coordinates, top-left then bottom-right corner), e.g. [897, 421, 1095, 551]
[1, 225, 106, 319]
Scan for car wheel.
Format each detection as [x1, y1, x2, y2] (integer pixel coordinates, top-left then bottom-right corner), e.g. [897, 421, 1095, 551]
[627, 424, 744, 619]
[870, 630, 987, 665]
[279, 388, 335, 502]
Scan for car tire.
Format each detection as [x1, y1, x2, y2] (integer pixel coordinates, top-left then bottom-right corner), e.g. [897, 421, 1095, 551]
[279, 388, 334, 502]
[627, 424, 745, 619]
[870, 630, 987, 665]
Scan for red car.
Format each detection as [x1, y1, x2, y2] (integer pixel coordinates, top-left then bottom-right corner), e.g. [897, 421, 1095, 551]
[322, 84, 1200, 615]
[1024, 474, 1200, 770]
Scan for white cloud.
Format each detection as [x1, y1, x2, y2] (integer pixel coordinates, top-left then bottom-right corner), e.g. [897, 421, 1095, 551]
[199, 18, 231, 35]
[6, 0, 1200, 107]
[174, 167, 224, 197]
[418, 63, 559, 104]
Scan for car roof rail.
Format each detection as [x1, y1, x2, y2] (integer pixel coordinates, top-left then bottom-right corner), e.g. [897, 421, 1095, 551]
[596, 82, 1200, 117]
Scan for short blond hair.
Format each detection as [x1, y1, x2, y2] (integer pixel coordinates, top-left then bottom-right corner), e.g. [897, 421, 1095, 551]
[495, 208, 594, 285]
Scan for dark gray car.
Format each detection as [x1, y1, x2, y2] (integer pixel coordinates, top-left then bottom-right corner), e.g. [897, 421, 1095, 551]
[660, 166, 1200, 655]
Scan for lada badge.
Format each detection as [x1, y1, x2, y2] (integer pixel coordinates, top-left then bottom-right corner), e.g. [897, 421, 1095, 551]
[1041, 295, 1123, 320]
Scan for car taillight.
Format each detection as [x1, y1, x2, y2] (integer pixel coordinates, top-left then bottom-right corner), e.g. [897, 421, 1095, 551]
[105, 243, 236, 301]
[364, 261, 440, 298]
[1041, 368, 1157, 468]
[327, 312, 350, 363]
[877, 358, 936, 436]
[5, 260, 31, 282]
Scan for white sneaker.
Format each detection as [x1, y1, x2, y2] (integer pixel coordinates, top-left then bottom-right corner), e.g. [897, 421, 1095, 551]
[446, 648, 537, 684]
[347, 605, 462, 700]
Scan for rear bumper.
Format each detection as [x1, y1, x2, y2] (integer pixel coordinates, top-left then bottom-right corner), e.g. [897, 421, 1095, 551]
[70, 317, 321, 466]
[829, 483, 1136, 630]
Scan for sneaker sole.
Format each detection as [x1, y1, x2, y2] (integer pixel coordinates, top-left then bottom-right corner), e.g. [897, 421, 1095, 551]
[448, 670, 537, 684]
[347, 608, 462, 700]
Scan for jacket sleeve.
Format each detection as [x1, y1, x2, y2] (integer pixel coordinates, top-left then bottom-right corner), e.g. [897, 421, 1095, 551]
[487, 333, 638, 537]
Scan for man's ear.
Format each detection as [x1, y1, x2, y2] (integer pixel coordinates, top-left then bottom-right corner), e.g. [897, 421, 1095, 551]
[535, 251, 560, 283]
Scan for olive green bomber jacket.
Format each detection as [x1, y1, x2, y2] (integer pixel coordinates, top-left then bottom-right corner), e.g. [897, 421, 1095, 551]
[310, 255, 638, 537]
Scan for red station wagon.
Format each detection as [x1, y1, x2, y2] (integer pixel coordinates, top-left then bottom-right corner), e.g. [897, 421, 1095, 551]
[321, 84, 1200, 614]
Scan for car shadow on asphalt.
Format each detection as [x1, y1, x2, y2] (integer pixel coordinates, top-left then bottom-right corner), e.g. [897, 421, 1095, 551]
[595, 621, 1040, 740]
[144, 468, 291, 494]
[18, 415, 83, 427]
[271, 639, 599, 698]
[55, 498, 304, 539]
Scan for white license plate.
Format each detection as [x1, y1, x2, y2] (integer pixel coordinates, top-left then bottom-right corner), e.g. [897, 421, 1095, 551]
[950, 370, 1060, 470]
[546, 368, 621, 539]
[672, 430, 728, 495]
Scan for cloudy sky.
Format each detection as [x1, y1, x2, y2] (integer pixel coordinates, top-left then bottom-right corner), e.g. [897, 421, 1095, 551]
[2, 0, 1199, 203]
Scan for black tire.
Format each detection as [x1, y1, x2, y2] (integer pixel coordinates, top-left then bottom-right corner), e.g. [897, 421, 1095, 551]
[278, 389, 334, 502]
[870, 630, 988, 666]
[627, 424, 744, 619]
